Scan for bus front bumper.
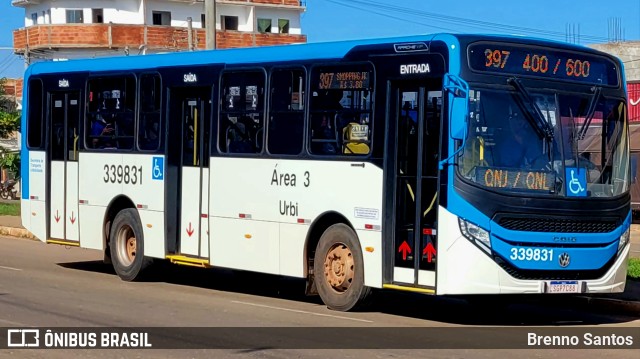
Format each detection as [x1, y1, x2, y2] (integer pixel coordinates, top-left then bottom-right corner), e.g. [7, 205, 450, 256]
[436, 208, 630, 295]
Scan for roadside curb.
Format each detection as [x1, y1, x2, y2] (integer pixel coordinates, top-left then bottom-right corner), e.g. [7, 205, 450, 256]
[0, 226, 36, 240]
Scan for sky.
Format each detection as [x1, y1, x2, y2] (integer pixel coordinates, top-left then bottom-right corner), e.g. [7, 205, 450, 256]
[1, 0, 640, 78]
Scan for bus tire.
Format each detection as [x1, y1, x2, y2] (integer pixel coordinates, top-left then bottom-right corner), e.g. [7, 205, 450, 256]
[314, 223, 371, 312]
[109, 208, 153, 281]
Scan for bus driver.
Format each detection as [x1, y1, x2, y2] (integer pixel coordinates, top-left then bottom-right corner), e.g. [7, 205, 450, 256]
[498, 111, 545, 169]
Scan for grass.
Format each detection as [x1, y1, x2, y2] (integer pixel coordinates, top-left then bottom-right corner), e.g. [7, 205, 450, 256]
[629, 258, 640, 280]
[0, 201, 20, 216]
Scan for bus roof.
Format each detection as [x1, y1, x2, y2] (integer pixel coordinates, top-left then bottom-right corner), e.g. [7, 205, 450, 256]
[25, 33, 615, 77]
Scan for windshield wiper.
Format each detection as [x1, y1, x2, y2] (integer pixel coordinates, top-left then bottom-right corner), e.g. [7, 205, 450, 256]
[507, 77, 555, 139]
[577, 86, 602, 140]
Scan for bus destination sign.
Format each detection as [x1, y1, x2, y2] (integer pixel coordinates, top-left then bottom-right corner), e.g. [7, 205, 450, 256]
[475, 167, 555, 192]
[318, 71, 370, 90]
[468, 43, 619, 86]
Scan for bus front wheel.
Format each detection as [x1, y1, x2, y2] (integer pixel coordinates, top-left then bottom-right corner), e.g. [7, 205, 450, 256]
[314, 223, 371, 312]
[109, 208, 153, 281]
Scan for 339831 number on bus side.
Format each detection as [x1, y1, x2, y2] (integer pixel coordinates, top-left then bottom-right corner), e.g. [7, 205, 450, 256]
[103, 164, 143, 185]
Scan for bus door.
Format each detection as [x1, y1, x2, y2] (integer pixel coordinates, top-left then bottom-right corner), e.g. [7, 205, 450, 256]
[391, 84, 441, 288]
[48, 91, 81, 244]
[170, 87, 211, 258]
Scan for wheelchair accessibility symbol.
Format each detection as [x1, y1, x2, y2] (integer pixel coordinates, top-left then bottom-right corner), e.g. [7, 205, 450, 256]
[565, 167, 586, 197]
[152, 156, 164, 180]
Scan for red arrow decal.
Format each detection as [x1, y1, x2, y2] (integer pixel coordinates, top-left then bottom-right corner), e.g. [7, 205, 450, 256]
[398, 241, 411, 261]
[54, 210, 60, 223]
[423, 242, 437, 263]
[186, 222, 194, 237]
[69, 211, 76, 225]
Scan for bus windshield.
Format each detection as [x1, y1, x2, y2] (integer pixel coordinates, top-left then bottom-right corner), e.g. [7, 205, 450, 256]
[458, 86, 629, 198]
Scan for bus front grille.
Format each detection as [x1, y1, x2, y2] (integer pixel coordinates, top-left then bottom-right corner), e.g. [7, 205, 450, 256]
[497, 217, 617, 233]
[494, 255, 617, 281]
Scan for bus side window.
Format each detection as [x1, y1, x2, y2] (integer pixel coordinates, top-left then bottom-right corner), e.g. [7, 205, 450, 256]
[138, 74, 162, 151]
[309, 64, 373, 156]
[423, 91, 442, 176]
[267, 68, 305, 155]
[219, 71, 265, 154]
[27, 79, 44, 149]
[86, 75, 136, 150]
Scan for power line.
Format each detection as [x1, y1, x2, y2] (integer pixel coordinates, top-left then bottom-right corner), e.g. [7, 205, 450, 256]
[0, 57, 21, 76]
[326, 0, 610, 43]
[324, 0, 460, 33]
[340, 0, 608, 41]
[0, 53, 16, 70]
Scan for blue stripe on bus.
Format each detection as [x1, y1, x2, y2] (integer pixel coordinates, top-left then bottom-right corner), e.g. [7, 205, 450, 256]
[27, 34, 443, 75]
[20, 67, 31, 200]
[28, 32, 593, 76]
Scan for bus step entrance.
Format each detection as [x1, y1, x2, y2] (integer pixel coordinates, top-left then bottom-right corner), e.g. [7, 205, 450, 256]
[166, 255, 210, 268]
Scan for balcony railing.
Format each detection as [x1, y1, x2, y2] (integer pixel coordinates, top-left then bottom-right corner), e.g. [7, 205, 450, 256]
[13, 23, 306, 54]
[11, 0, 43, 6]
[12, 0, 304, 7]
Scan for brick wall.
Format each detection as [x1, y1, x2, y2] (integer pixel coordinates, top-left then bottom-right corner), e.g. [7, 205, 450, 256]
[1, 78, 23, 109]
[1, 78, 23, 100]
[13, 28, 26, 51]
[215, 31, 306, 48]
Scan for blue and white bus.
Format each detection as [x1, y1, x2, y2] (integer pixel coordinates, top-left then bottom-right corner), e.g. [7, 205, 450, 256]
[20, 34, 631, 311]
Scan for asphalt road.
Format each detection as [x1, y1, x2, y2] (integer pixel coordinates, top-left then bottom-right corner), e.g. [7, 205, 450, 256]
[0, 236, 638, 358]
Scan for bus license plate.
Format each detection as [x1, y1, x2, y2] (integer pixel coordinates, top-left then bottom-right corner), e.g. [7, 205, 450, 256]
[546, 280, 581, 293]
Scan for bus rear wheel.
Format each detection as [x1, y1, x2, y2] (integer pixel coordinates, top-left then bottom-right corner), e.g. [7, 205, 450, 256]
[109, 208, 152, 281]
[314, 223, 371, 311]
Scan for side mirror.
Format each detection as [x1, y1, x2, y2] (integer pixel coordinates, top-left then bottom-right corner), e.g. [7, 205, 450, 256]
[443, 73, 469, 141]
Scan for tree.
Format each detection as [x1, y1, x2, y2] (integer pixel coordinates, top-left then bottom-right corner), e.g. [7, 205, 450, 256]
[0, 111, 20, 139]
[0, 77, 18, 113]
[0, 77, 21, 179]
[0, 150, 20, 179]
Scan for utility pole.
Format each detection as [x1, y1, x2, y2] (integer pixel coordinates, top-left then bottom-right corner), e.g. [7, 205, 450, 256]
[187, 17, 193, 51]
[23, 46, 30, 68]
[205, 0, 216, 49]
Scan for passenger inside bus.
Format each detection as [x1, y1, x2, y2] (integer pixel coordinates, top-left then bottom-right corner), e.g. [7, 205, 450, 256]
[90, 114, 114, 148]
[226, 116, 254, 153]
[114, 110, 134, 148]
[185, 115, 195, 152]
[139, 114, 159, 150]
[316, 115, 337, 154]
[311, 90, 344, 154]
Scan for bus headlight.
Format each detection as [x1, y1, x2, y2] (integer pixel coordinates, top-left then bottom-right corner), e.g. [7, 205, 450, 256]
[459, 218, 491, 254]
[619, 227, 630, 253]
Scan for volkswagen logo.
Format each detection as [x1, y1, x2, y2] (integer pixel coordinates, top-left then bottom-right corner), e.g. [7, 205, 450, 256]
[558, 253, 571, 268]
